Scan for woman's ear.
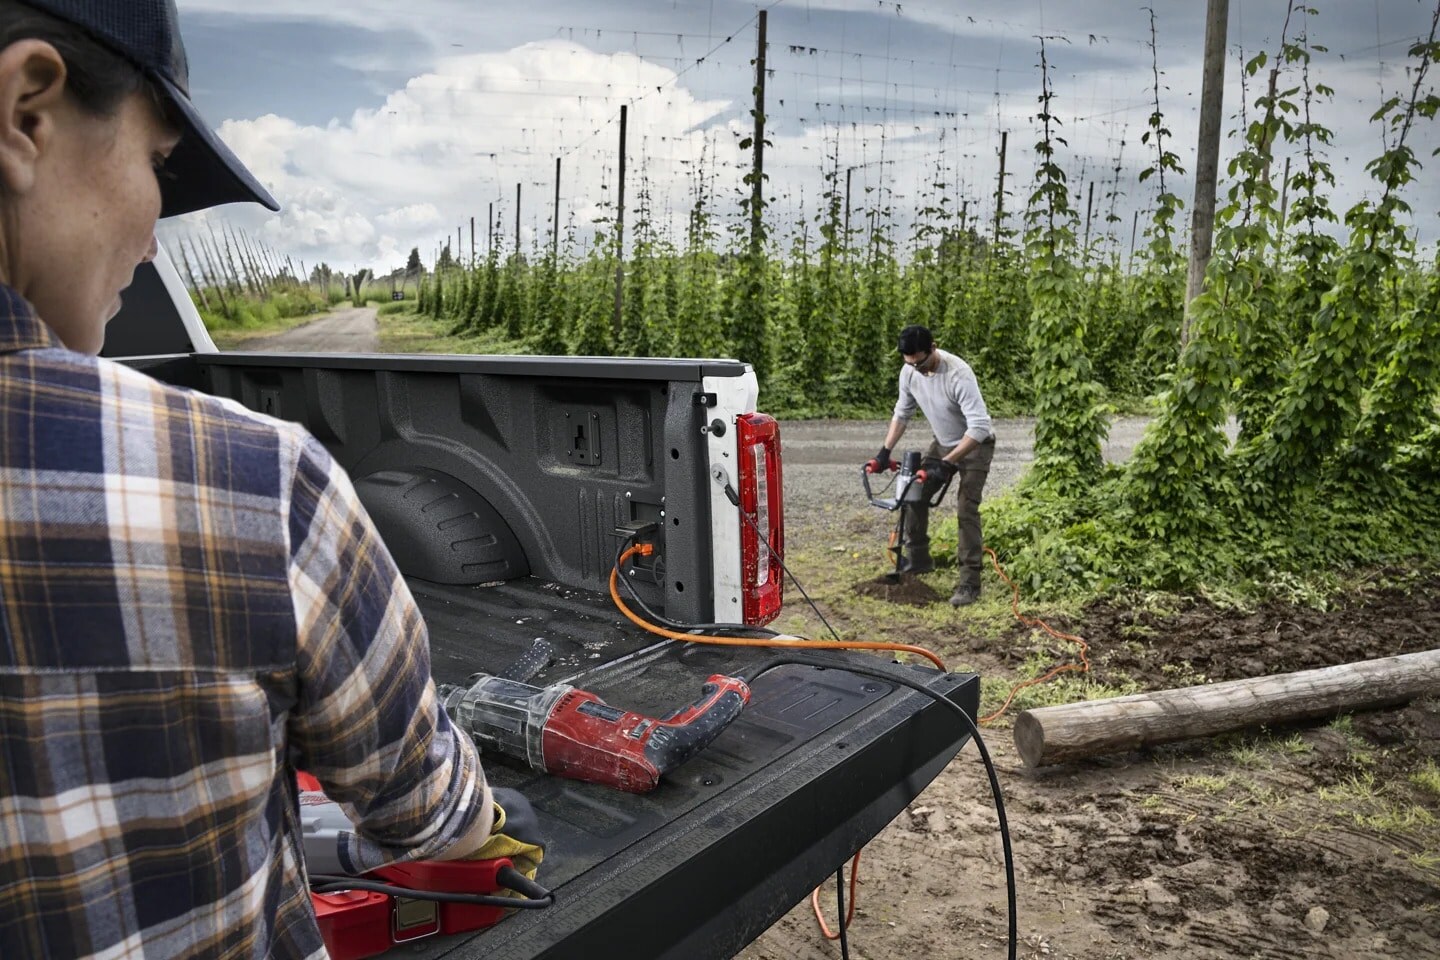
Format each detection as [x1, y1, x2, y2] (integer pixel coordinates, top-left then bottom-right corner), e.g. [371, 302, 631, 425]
[0, 40, 69, 197]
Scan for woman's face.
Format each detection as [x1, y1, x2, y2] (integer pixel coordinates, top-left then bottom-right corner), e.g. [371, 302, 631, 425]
[19, 89, 180, 353]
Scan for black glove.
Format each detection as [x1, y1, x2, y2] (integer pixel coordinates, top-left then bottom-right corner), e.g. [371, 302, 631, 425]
[869, 446, 894, 473]
[462, 787, 544, 881]
[924, 456, 958, 482]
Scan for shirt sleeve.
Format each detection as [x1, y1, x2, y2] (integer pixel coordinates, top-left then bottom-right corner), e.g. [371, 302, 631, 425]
[949, 362, 993, 443]
[892, 368, 918, 422]
[283, 430, 491, 872]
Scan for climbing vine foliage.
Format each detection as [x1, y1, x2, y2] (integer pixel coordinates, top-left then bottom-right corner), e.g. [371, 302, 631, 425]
[983, 9, 1440, 599]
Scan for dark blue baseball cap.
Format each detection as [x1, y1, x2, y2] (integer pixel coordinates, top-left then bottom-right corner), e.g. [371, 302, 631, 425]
[21, 0, 279, 217]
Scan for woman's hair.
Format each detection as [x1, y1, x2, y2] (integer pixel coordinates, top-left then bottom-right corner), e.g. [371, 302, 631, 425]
[0, 1, 154, 116]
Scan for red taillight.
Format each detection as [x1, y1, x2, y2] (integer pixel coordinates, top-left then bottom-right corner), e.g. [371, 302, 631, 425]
[737, 412, 783, 625]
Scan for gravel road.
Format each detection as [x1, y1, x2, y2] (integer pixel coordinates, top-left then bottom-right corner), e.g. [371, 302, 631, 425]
[239, 307, 379, 353]
[780, 416, 1154, 523]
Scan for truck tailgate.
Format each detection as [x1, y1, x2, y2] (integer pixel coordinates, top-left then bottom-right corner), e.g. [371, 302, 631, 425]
[411, 576, 978, 960]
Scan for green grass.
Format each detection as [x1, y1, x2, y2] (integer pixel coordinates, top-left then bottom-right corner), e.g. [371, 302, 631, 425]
[377, 309, 530, 355]
[1328, 715, 1356, 734]
[1174, 773, 1232, 794]
[1225, 739, 1264, 767]
[206, 307, 322, 348]
[376, 300, 414, 316]
[1410, 761, 1440, 797]
[1278, 733, 1315, 757]
[1318, 772, 1380, 806]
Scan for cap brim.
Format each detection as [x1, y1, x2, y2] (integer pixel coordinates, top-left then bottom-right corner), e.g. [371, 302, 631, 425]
[156, 75, 279, 218]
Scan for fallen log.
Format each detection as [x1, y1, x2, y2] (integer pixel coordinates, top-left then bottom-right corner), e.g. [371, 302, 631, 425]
[1013, 649, 1440, 768]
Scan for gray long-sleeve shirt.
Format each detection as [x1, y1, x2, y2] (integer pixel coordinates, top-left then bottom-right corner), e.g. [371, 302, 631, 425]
[892, 348, 993, 447]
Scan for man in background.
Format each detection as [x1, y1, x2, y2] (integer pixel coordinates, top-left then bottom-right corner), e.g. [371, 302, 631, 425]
[871, 325, 995, 607]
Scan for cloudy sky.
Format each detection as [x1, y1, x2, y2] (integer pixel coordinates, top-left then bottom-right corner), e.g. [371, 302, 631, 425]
[163, 0, 1440, 275]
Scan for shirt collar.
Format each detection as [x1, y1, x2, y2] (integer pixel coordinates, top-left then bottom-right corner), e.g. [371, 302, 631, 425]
[0, 284, 63, 354]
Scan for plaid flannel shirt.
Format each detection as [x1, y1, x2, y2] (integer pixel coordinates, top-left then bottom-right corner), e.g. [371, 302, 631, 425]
[0, 285, 489, 959]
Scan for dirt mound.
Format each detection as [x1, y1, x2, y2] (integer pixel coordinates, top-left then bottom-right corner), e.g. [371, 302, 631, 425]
[853, 574, 945, 606]
[1074, 577, 1440, 691]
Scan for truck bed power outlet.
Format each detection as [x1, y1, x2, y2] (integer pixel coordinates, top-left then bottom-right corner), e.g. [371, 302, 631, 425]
[567, 410, 601, 466]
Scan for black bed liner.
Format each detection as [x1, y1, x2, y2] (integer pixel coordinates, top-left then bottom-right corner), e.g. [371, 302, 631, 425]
[410, 576, 979, 959]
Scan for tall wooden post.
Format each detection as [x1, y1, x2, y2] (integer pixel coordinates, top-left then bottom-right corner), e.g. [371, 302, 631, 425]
[993, 130, 1008, 244]
[195, 235, 229, 314]
[844, 166, 853, 256]
[1130, 209, 1140, 271]
[260, 241, 280, 286]
[1084, 181, 1095, 248]
[487, 202, 493, 256]
[470, 216, 476, 263]
[749, 9, 767, 258]
[553, 156, 562, 258]
[176, 236, 208, 311]
[1184, 0, 1230, 344]
[613, 103, 628, 336]
[1277, 155, 1292, 239]
[515, 181, 522, 256]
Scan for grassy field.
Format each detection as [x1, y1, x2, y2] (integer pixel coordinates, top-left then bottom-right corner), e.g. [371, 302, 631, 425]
[207, 309, 328, 349]
[376, 306, 528, 355]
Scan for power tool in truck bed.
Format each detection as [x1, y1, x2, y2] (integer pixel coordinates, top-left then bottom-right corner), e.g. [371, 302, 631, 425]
[105, 250, 998, 960]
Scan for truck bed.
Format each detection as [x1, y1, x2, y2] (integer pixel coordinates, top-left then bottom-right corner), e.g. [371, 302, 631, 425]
[411, 575, 978, 959]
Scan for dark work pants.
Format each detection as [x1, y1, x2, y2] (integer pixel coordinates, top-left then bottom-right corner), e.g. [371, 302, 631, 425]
[902, 437, 996, 590]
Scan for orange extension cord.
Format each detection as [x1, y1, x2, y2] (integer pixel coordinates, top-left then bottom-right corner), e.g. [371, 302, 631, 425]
[608, 544, 949, 671]
[608, 540, 1085, 942]
[978, 545, 1091, 726]
[811, 852, 861, 941]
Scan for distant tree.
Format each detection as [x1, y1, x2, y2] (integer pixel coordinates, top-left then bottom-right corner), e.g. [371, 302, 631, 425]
[351, 269, 371, 307]
[406, 247, 422, 275]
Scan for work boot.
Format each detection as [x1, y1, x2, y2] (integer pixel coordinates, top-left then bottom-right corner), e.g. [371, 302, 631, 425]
[897, 547, 934, 575]
[949, 585, 980, 608]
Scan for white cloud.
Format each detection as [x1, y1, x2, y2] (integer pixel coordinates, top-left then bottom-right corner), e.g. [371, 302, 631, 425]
[377, 203, 442, 228]
[167, 40, 734, 272]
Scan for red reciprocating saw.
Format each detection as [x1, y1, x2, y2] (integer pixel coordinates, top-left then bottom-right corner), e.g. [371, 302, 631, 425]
[438, 671, 750, 793]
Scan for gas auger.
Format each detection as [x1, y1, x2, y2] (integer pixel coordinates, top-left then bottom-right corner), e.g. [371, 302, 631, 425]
[862, 450, 954, 582]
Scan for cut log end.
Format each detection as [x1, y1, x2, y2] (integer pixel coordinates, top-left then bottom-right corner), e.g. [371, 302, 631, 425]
[1014, 711, 1045, 768]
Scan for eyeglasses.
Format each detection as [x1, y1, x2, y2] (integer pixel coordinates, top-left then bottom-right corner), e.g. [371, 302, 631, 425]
[904, 351, 931, 369]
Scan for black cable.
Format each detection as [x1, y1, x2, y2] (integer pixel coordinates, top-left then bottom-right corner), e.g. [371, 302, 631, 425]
[836, 863, 851, 960]
[726, 484, 844, 643]
[308, 874, 555, 910]
[613, 533, 781, 637]
[748, 654, 1017, 960]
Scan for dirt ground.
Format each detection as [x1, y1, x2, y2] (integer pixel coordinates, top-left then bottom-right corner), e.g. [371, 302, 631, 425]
[736, 420, 1440, 960]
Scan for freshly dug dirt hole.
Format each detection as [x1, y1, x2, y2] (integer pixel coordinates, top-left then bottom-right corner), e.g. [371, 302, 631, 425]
[853, 574, 945, 606]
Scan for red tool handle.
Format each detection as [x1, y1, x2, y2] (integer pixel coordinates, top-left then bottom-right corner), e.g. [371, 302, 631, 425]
[540, 675, 751, 793]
